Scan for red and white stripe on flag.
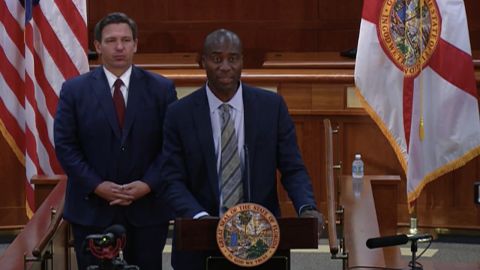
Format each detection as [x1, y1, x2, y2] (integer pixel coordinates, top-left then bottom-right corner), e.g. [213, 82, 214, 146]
[354, 0, 480, 211]
[0, 0, 88, 217]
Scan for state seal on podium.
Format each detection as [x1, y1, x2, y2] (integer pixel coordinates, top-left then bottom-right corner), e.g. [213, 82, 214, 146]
[216, 203, 280, 267]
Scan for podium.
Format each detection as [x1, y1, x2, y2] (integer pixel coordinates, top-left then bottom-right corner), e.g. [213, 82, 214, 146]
[174, 217, 319, 270]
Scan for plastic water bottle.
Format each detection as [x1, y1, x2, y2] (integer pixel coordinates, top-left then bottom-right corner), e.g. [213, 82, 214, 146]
[352, 154, 364, 179]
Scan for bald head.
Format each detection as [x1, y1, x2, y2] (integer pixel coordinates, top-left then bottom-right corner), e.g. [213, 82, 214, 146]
[201, 29, 243, 102]
[202, 29, 243, 56]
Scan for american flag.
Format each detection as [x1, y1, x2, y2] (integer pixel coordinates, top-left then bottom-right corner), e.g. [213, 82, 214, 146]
[0, 0, 88, 217]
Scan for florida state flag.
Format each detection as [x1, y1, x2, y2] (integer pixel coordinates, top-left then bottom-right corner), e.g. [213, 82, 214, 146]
[354, 0, 480, 211]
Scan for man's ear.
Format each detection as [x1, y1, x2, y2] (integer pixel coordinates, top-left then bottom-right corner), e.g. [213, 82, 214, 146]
[133, 38, 138, 53]
[200, 55, 206, 68]
[93, 40, 101, 54]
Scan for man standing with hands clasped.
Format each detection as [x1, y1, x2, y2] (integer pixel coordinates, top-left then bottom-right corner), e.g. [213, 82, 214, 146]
[159, 28, 324, 270]
[54, 12, 177, 270]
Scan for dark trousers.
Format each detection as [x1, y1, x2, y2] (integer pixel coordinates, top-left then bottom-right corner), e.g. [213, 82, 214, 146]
[72, 221, 169, 270]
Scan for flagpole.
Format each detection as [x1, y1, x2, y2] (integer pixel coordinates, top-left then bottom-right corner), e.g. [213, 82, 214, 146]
[409, 201, 418, 235]
[407, 200, 438, 242]
[409, 0, 422, 237]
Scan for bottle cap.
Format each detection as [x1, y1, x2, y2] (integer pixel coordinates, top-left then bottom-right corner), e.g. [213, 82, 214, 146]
[355, 154, 361, 159]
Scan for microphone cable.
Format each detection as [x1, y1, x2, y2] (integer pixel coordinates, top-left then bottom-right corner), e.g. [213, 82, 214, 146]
[407, 236, 432, 270]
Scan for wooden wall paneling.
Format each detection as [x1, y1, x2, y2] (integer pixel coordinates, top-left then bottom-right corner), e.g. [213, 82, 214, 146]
[312, 84, 345, 110]
[340, 116, 411, 227]
[284, 117, 345, 219]
[278, 83, 346, 111]
[371, 176, 401, 236]
[317, 0, 362, 51]
[405, 158, 480, 229]
[318, 30, 360, 52]
[0, 133, 27, 228]
[302, 117, 325, 216]
[279, 83, 313, 110]
[318, 1, 362, 22]
[421, 174, 455, 227]
[166, 0, 319, 20]
[451, 160, 480, 226]
[86, 0, 480, 67]
[465, 0, 480, 50]
[341, 116, 402, 176]
[276, 116, 320, 217]
[86, 1, 170, 26]
[86, 0, 363, 67]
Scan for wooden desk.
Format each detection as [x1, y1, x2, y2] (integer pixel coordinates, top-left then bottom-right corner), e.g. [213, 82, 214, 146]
[339, 175, 480, 270]
[263, 52, 355, 69]
[89, 52, 200, 69]
[264, 51, 480, 69]
[340, 175, 403, 269]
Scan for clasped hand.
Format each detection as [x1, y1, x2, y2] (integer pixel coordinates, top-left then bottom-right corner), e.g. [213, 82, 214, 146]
[94, 180, 151, 206]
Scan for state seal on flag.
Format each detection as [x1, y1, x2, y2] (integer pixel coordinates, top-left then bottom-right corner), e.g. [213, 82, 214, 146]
[216, 203, 280, 267]
[378, 0, 441, 77]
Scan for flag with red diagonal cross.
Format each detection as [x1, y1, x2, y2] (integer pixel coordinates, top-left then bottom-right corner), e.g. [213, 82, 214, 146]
[354, 0, 480, 211]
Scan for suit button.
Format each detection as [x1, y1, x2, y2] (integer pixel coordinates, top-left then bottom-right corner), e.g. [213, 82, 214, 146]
[121, 146, 126, 151]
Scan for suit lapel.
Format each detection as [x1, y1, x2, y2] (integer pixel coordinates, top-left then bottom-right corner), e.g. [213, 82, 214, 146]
[122, 66, 143, 143]
[193, 88, 220, 202]
[243, 85, 258, 169]
[91, 68, 122, 139]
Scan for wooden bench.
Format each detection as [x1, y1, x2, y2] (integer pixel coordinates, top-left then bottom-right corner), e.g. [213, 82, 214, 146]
[90, 52, 200, 69]
[263, 52, 355, 69]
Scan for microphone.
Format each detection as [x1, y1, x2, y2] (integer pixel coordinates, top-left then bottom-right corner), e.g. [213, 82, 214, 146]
[104, 224, 126, 239]
[85, 224, 127, 259]
[366, 234, 432, 249]
[244, 145, 251, 203]
[366, 235, 408, 249]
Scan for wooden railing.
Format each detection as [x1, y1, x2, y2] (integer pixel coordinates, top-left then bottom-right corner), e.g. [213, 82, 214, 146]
[324, 118, 348, 269]
[0, 175, 70, 270]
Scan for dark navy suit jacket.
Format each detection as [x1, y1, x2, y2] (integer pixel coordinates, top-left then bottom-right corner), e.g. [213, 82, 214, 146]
[54, 66, 177, 227]
[160, 84, 316, 269]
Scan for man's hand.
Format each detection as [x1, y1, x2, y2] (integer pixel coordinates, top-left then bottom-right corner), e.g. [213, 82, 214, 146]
[94, 181, 134, 205]
[120, 180, 151, 201]
[300, 209, 326, 236]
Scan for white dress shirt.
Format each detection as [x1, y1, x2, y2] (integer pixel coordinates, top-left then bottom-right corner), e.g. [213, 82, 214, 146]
[193, 82, 245, 219]
[103, 66, 132, 105]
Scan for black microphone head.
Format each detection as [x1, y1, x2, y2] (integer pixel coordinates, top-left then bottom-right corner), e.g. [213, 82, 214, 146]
[366, 234, 409, 249]
[103, 224, 126, 238]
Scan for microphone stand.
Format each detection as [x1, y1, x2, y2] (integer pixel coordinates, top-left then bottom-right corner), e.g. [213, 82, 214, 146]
[244, 145, 251, 202]
[409, 238, 422, 270]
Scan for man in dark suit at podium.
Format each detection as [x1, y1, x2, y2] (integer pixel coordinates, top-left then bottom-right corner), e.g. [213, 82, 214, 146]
[54, 12, 177, 270]
[160, 28, 324, 270]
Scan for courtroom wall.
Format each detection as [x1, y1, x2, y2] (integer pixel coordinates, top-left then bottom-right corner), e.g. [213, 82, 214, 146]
[86, 0, 480, 67]
[86, 0, 363, 67]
